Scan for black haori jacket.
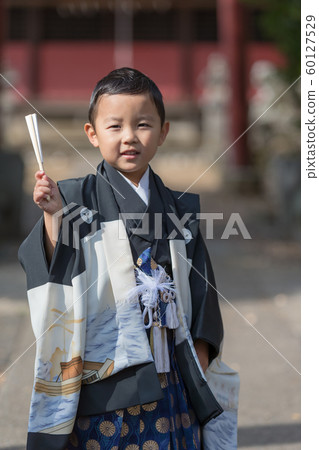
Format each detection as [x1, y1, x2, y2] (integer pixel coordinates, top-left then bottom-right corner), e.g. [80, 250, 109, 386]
[19, 161, 224, 450]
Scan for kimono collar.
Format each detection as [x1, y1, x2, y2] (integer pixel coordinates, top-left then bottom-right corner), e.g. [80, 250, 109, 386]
[117, 166, 150, 206]
[96, 160, 184, 242]
[96, 161, 184, 270]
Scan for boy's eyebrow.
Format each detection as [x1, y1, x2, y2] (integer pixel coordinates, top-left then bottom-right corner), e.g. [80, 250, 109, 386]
[138, 115, 155, 121]
[104, 115, 156, 122]
[104, 116, 123, 122]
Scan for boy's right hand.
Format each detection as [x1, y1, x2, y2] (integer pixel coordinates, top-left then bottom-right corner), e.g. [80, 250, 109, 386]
[33, 171, 63, 215]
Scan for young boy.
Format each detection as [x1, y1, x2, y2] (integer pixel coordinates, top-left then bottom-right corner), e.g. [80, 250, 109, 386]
[19, 68, 224, 450]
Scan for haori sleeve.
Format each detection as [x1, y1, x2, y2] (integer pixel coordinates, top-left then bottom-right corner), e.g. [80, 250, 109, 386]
[18, 179, 71, 286]
[18, 215, 51, 290]
[189, 230, 224, 362]
[19, 175, 97, 290]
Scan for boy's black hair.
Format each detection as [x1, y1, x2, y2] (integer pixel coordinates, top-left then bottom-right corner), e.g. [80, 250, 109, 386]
[88, 67, 165, 128]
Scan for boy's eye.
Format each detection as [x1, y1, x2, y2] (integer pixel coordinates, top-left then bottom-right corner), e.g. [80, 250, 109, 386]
[138, 123, 150, 128]
[108, 125, 120, 129]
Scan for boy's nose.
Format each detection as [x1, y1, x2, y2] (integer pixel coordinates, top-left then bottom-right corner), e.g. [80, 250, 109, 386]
[122, 127, 138, 144]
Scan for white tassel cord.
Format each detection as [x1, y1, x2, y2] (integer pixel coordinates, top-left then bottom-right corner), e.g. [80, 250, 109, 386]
[152, 326, 170, 373]
[127, 264, 177, 329]
[165, 302, 179, 329]
[126, 263, 179, 373]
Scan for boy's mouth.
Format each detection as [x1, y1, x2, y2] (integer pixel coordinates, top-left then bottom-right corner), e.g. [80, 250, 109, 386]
[121, 150, 140, 156]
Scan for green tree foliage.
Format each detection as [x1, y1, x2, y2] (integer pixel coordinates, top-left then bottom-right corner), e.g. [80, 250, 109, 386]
[243, 0, 300, 82]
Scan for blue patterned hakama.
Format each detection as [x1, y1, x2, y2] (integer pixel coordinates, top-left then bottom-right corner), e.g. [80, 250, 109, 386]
[67, 333, 201, 450]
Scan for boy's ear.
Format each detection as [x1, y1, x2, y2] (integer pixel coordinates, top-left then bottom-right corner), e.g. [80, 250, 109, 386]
[158, 121, 170, 147]
[84, 123, 99, 148]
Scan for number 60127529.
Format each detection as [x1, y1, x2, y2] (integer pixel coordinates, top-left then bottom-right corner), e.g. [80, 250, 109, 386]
[306, 15, 316, 75]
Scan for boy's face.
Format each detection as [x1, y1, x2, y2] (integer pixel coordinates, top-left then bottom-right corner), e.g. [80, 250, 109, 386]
[85, 93, 169, 185]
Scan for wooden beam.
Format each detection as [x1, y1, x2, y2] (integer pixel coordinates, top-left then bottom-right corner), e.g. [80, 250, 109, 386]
[6, 0, 217, 10]
[179, 9, 193, 101]
[114, 0, 133, 68]
[27, 7, 42, 98]
[217, 0, 250, 166]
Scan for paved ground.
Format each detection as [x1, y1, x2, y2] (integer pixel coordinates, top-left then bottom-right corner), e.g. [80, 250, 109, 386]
[201, 191, 301, 450]
[0, 160, 300, 450]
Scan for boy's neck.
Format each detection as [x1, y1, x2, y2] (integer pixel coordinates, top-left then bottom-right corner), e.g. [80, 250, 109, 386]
[117, 167, 148, 186]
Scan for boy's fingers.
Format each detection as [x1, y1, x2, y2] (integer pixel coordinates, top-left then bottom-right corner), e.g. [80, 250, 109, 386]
[34, 185, 52, 200]
[35, 170, 45, 180]
[34, 191, 47, 202]
[34, 172, 55, 186]
[36, 179, 51, 188]
[36, 186, 51, 195]
[43, 175, 57, 187]
[36, 199, 49, 210]
[34, 192, 52, 206]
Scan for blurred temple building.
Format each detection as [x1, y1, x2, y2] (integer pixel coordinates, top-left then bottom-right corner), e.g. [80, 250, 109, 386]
[1, 0, 286, 162]
[3, 1, 285, 101]
[0, 0, 300, 239]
